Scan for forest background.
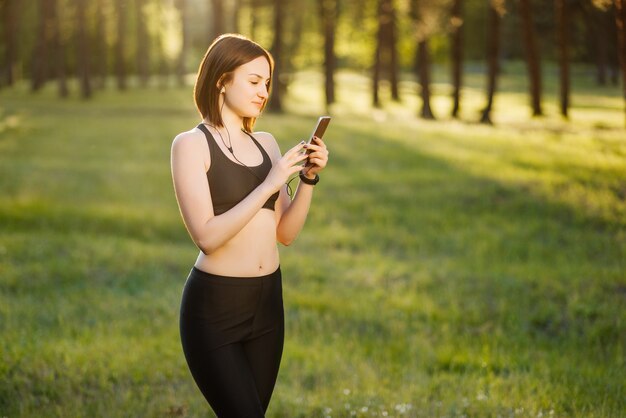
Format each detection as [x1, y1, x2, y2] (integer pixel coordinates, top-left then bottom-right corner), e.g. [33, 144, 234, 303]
[1, 0, 625, 417]
[2, 0, 626, 121]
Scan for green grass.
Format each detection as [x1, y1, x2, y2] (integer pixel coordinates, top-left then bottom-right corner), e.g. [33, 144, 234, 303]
[1, 67, 625, 417]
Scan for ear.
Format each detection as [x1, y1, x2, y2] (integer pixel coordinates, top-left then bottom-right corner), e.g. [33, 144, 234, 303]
[216, 75, 227, 92]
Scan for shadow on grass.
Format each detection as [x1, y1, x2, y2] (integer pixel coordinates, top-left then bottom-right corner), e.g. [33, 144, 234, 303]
[282, 118, 624, 413]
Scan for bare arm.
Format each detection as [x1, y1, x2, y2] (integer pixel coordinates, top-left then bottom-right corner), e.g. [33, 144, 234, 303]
[274, 136, 329, 245]
[171, 130, 307, 254]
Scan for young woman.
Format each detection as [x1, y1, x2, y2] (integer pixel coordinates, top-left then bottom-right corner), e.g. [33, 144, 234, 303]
[170, 34, 328, 417]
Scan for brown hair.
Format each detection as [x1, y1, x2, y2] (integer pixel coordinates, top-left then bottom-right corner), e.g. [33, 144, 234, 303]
[194, 34, 274, 133]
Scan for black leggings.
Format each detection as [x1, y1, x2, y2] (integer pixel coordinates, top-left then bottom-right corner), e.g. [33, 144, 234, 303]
[179, 266, 284, 417]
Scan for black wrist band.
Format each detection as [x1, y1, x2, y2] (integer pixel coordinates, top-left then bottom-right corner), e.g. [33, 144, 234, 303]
[299, 171, 319, 185]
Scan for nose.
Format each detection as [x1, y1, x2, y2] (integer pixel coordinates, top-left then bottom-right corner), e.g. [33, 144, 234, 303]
[258, 84, 268, 99]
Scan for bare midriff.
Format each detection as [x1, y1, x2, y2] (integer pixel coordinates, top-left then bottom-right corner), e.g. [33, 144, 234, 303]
[193, 208, 279, 278]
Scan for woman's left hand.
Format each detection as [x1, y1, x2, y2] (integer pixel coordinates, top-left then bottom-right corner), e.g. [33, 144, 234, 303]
[302, 136, 329, 177]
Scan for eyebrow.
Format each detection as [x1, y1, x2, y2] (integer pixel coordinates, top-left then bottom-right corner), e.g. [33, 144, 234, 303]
[248, 73, 270, 80]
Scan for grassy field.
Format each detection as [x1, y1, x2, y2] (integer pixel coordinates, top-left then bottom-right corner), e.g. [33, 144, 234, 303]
[1, 67, 625, 417]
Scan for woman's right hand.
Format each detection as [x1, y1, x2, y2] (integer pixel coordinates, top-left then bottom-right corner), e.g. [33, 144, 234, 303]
[264, 141, 309, 193]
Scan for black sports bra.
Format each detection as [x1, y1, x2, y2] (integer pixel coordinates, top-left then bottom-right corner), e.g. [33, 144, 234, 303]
[197, 124, 279, 215]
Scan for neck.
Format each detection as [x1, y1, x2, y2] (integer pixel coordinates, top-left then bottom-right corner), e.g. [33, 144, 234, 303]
[216, 98, 244, 132]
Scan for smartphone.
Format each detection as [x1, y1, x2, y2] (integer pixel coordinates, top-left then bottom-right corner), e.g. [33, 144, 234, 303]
[307, 116, 331, 145]
[303, 116, 331, 167]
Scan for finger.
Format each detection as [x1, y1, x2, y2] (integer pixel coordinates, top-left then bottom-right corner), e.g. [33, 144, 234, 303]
[306, 144, 328, 157]
[289, 164, 306, 176]
[285, 141, 306, 157]
[293, 151, 310, 162]
[306, 151, 328, 162]
[286, 152, 309, 166]
[303, 143, 322, 153]
[307, 157, 327, 168]
[312, 136, 327, 148]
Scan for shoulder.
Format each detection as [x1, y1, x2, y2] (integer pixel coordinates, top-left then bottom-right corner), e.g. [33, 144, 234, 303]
[251, 131, 281, 159]
[172, 127, 205, 148]
[171, 127, 211, 171]
[171, 128, 207, 155]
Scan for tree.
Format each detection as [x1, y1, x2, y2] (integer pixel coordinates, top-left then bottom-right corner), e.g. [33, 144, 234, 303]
[579, 0, 616, 86]
[518, 0, 543, 116]
[210, 0, 225, 39]
[555, 0, 569, 117]
[32, 0, 53, 91]
[76, 0, 92, 98]
[411, 0, 436, 119]
[1, 0, 18, 87]
[55, 0, 68, 97]
[480, 0, 505, 124]
[94, 0, 107, 89]
[416, 40, 435, 118]
[388, 0, 400, 102]
[616, 0, 626, 125]
[450, 0, 464, 118]
[31, 0, 68, 96]
[115, 0, 128, 90]
[319, 0, 338, 108]
[373, 0, 400, 107]
[269, 0, 285, 112]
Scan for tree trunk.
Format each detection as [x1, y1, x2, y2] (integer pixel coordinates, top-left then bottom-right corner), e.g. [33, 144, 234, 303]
[269, 0, 284, 112]
[518, 0, 543, 116]
[373, 0, 399, 105]
[1, 0, 18, 87]
[481, 0, 503, 124]
[32, 0, 52, 91]
[54, 0, 68, 98]
[115, 0, 127, 90]
[77, 0, 92, 98]
[319, 0, 337, 107]
[95, 0, 107, 89]
[136, 0, 150, 87]
[410, 0, 433, 118]
[210, 0, 225, 39]
[616, 0, 626, 125]
[388, 0, 400, 101]
[176, 0, 188, 86]
[373, 0, 384, 107]
[581, 1, 608, 86]
[55, 0, 70, 97]
[450, 0, 464, 118]
[417, 39, 435, 119]
[555, 0, 569, 118]
[373, 40, 381, 107]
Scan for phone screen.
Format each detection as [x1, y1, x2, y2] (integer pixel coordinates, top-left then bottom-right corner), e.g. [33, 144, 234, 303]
[302, 116, 331, 167]
[307, 116, 331, 145]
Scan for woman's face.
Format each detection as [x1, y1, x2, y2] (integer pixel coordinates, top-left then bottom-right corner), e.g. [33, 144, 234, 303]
[222, 56, 271, 118]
